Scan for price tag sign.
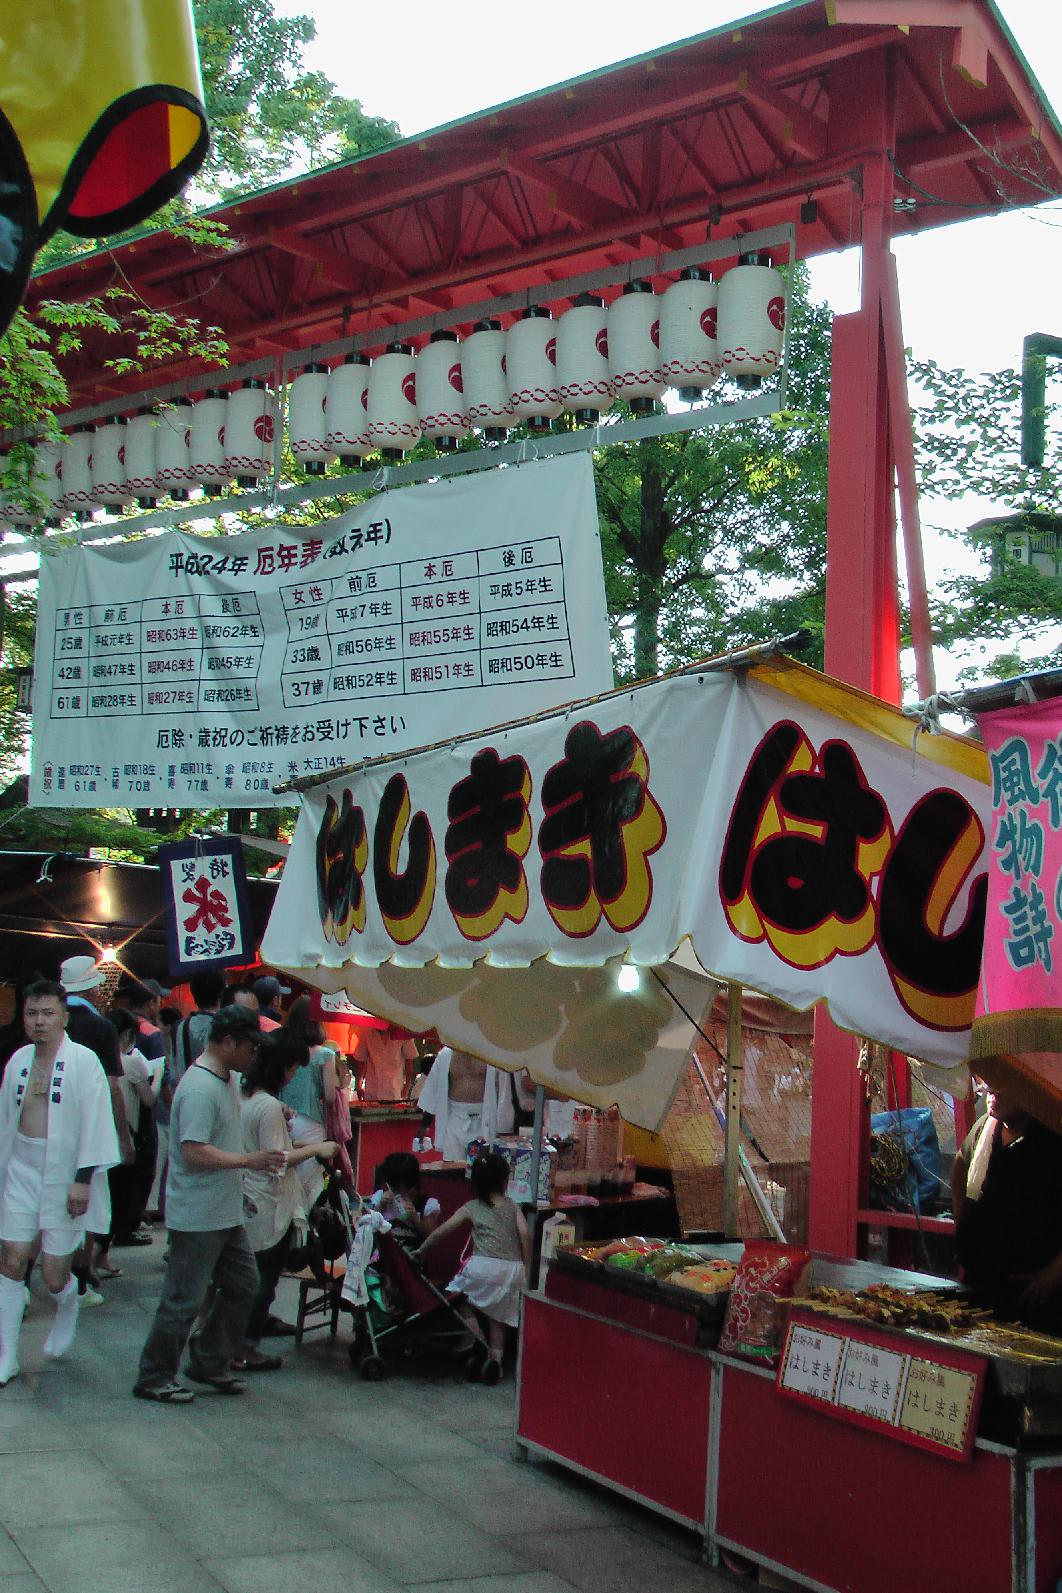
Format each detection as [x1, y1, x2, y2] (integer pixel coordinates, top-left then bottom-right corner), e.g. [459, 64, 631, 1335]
[898, 1358, 979, 1455]
[777, 1308, 985, 1463]
[778, 1321, 845, 1404]
[836, 1340, 907, 1425]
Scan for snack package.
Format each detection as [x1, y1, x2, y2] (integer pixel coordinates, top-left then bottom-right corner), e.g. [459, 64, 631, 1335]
[669, 1259, 737, 1295]
[718, 1241, 811, 1364]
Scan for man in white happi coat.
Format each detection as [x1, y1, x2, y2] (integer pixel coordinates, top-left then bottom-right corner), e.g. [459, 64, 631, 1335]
[419, 1046, 515, 1163]
[0, 980, 119, 1386]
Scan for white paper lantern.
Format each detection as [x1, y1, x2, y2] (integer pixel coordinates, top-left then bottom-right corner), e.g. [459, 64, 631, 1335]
[416, 331, 469, 451]
[608, 280, 664, 414]
[507, 306, 562, 430]
[155, 399, 194, 500]
[718, 251, 786, 388]
[224, 379, 276, 486]
[660, 267, 720, 401]
[462, 319, 510, 441]
[30, 437, 64, 525]
[62, 425, 96, 517]
[189, 389, 230, 493]
[3, 445, 35, 528]
[124, 407, 160, 506]
[91, 417, 131, 509]
[368, 342, 420, 459]
[288, 362, 333, 475]
[326, 353, 373, 466]
[557, 293, 613, 423]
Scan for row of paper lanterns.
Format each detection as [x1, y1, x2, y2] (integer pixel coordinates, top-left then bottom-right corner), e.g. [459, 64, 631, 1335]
[2, 254, 784, 524]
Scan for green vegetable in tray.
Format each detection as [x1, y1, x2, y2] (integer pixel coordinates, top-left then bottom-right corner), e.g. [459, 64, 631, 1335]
[644, 1247, 704, 1279]
[605, 1250, 653, 1272]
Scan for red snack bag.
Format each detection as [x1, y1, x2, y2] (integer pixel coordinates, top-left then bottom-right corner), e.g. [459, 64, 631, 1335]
[718, 1241, 812, 1365]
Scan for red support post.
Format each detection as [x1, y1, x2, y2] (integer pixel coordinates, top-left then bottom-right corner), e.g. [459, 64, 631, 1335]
[811, 82, 902, 1255]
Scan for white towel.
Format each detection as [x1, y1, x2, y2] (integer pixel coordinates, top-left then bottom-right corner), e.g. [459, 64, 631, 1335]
[965, 1114, 998, 1203]
[341, 1209, 392, 1308]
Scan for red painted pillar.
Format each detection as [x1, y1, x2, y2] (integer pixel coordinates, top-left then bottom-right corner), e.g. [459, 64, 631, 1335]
[810, 84, 901, 1255]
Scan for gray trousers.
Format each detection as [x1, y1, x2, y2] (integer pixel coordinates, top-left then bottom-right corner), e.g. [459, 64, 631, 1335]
[136, 1225, 259, 1389]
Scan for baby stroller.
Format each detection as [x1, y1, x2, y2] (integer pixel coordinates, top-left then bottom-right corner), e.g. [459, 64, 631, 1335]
[343, 1214, 474, 1381]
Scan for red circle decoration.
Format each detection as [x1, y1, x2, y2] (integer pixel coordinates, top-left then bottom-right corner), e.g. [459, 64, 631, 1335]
[595, 328, 609, 359]
[117, 444, 126, 465]
[700, 307, 718, 339]
[254, 413, 275, 443]
[767, 295, 786, 331]
[217, 426, 225, 446]
[650, 319, 660, 347]
[545, 337, 557, 366]
[448, 363, 463, 393]
[401, 371, 417, 405]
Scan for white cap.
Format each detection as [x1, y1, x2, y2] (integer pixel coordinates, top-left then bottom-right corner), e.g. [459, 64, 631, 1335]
[59, 954, 103, 994]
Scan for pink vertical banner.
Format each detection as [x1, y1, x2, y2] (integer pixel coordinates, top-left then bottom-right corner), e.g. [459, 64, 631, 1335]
[970, 697, 1062, 1092]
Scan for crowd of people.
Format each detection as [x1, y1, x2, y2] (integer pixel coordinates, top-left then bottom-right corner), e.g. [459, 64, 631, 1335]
[0, 958, 535, 1399]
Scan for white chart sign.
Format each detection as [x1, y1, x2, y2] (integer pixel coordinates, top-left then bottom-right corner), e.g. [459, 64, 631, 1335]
[30, 455, 612, 807]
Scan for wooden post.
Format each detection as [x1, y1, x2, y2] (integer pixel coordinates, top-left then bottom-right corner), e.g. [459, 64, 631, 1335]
[723, 981, 744, 1239]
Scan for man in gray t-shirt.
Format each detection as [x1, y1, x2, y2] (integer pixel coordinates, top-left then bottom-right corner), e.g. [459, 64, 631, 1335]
[134, 1007, 284, 1403]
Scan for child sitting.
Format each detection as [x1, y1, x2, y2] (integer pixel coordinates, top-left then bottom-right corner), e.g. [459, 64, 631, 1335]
[370, 1152, 441, 1248]
[416, 1150, 530, 1384]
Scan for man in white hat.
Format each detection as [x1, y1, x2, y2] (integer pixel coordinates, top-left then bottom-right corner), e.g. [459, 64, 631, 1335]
[0, 980, 120, 1385]
[59, 955, 132, 1164]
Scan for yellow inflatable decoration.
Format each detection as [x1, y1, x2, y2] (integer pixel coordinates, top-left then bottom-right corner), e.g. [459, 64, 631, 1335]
[0, 0, 209, 333]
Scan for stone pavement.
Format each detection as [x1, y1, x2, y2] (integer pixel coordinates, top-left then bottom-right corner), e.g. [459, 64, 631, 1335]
[0, 1238, 743, 1593]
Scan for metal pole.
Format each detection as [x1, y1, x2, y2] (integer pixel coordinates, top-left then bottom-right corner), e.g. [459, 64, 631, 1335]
[723, 981, 744, 1238]
[527, 1083, 547, 1287]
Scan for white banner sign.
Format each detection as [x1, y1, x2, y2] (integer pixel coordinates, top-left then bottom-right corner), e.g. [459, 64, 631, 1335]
[263, 658, 992, 1130]
[30, 455, 612, 807]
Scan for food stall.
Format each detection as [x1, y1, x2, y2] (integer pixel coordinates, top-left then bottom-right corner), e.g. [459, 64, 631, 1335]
[262, 651, 1062, 1591]
[518, 1240, 1062, 1592]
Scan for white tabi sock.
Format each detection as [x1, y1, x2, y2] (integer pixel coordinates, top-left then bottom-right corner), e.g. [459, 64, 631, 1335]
[0, 1273, 27, 1385]
[42, 1276, 79, 1360]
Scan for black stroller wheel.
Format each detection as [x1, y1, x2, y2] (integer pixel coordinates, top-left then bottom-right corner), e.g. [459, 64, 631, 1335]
[360, 1355, 386, 1381]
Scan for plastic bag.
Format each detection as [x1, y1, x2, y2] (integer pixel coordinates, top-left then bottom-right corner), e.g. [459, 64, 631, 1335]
[718, 1241, 811, 1364]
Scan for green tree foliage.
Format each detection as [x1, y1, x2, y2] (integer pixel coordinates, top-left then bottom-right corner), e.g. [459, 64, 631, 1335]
[195, 0, 400, 196]
[909, 357, 1062, 683]
[596, 264, 832, 682]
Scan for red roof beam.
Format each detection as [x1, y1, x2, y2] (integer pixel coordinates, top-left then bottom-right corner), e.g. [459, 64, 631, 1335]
[735, 67, 828, 159]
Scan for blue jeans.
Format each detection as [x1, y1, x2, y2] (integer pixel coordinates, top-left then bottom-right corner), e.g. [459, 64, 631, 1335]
[136, 1225, 258, 1390]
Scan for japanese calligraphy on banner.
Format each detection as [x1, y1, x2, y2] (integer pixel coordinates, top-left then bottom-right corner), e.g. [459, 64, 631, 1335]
[158, 838, 253, 975]
[262, 656, 991, 1129]
[29, 455, 612, 807]
[969, 696, 1062, 1098]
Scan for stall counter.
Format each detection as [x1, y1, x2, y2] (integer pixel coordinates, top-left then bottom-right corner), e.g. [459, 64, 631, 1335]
[514, 1250, 1062, 1593]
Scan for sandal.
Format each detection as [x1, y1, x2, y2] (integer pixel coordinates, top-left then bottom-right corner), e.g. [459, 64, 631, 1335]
[231, 1353, 282, 1372]
[133, 1382, 194, 1404]
[96, 1263, 123, 1280]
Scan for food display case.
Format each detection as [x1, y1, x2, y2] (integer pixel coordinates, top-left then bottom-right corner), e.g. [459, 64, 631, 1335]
[515, 1243, 1062, 1592]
